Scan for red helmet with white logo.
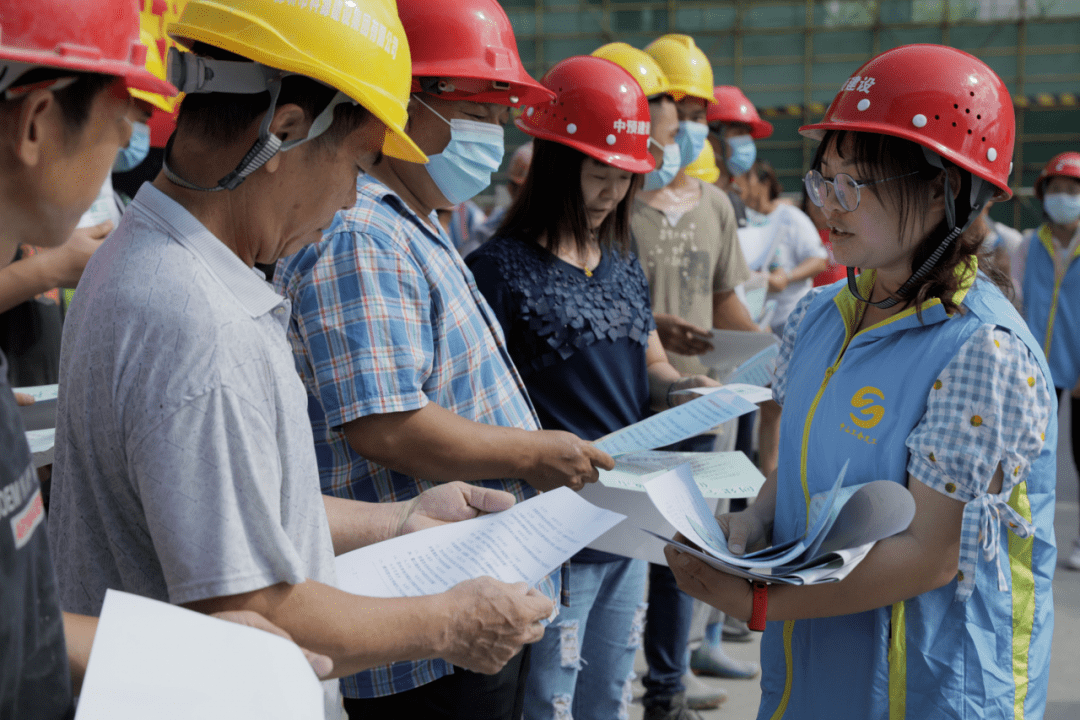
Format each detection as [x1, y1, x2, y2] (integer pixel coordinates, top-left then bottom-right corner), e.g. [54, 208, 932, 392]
[707, 86, 773, 139]
[396, 0, 552, 108]
[517, 56, 655, 174]
[0, 0, 175, 96]
[800, 44, 1015, 198]
[1034, 152, 1080, 200]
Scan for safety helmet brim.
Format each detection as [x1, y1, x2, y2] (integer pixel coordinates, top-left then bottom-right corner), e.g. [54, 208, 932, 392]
[169, 12, 426, 164]
[515, 117, 655, 175]
[0, 48, 176, 97]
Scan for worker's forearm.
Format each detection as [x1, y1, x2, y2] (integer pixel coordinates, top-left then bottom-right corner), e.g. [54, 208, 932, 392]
[63, 611, 99, 695]
[0, 253, 55, 313]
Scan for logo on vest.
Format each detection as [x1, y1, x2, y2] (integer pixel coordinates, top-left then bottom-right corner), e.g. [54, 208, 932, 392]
[839, 386, 883, 445]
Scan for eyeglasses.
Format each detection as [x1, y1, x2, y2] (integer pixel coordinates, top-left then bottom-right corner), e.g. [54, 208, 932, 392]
[804, 169, 919, 212]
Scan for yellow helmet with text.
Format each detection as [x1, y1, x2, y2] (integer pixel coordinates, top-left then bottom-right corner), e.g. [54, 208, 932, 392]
[168, 0, 425, 163]
[644, 34, 716, 105]
[683, 143, 720, 184]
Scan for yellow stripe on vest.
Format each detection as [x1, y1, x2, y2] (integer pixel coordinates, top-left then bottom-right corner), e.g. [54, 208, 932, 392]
[769, 621, 797, 720]
[1008, 481, 1036, 720]
[888, 601, 907, 720]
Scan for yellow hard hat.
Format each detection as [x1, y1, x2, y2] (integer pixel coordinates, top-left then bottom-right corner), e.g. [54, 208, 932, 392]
[683, 143, 720, 184]
[130, 30, 179, 114]
[591, 42, 671, 99]
[168, 0, 425, 163]
[644, 35, 716, 105]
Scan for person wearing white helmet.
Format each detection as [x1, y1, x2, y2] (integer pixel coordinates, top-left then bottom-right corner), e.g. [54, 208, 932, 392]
[46, 2, 553, 718]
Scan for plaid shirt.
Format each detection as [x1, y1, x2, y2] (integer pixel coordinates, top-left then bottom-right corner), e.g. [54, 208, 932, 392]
[775, 288, 1052, 602]
[275, 177, 548, 698]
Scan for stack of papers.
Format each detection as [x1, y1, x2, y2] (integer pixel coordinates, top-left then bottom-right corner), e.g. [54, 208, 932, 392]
[644, 462, 915, 585]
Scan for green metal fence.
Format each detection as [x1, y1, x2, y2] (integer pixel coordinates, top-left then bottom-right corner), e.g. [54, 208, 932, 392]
[494, 0, 1080, 230]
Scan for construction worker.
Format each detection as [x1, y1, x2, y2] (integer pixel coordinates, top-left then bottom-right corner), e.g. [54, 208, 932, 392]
[273, 1, 606, 717]
[46, 2, 552, 718]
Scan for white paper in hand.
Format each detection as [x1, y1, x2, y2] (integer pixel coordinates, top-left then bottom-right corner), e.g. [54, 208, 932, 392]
[75, 590, 323, 720]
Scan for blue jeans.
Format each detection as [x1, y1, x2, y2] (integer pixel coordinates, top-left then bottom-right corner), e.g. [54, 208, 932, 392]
[642, 433, 716, 704]
[524, 557, 647, 720]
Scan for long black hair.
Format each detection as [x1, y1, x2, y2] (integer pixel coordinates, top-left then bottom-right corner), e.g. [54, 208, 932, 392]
[496, 137, 642, 257]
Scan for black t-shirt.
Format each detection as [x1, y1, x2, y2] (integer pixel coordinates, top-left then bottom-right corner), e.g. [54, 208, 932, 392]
[468, 237, 656, 564]
[0, 350, 72, 719]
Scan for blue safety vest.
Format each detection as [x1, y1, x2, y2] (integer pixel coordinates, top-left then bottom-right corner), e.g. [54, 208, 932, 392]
[759, 269, 1056, 720]
[1022, 224, 1080, 390]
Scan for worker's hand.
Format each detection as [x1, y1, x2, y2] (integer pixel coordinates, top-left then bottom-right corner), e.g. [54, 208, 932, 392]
[654, 313, 714, 356]
[522, 430, 615, 492]
[392, 482, 516, 536]
[41, 220, 113, 289]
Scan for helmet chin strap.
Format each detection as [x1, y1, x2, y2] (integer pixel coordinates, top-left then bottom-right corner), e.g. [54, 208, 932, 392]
[847, 147, 998, 309]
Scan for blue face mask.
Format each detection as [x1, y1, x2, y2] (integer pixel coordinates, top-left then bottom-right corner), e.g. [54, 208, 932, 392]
[643, 139, 681, 191]
[415, 96, 505, 205]
[675, 121, 709, 170]
[113, 121, 150, 173]
[725, 134, 757, 177]
[1043, 193, 1080, 225]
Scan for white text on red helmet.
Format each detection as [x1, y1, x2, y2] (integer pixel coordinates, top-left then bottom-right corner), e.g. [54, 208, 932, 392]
[275, 0, 400, 60]
[613, 119, 651, 135]
[841, 76, 876, 94]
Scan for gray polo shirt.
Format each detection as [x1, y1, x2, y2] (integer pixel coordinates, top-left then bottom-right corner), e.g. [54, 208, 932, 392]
[47, 184, 341, 715]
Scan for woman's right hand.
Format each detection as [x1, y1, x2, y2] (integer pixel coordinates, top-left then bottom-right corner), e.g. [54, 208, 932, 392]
[717, 509, 770, 556]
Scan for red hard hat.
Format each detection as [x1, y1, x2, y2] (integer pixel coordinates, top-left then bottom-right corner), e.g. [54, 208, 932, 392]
[1034, 152, 1080, 200]
[801, 44, 1015, 199]
[707, 86, 773, 139]
[397, 0, 552, 108]
[0, 0, 175, 96]
[517, 56, 655, 175]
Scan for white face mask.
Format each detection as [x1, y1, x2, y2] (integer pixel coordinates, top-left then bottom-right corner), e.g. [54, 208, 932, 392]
[643, 138, 681, 191]
[1043, 192, 1080, 225]
[414, 95, 506, 205]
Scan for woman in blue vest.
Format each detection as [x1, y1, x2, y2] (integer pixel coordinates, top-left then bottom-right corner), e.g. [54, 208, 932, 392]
[1021, 152, 1080, 570]
[665, 44, 1057, 720]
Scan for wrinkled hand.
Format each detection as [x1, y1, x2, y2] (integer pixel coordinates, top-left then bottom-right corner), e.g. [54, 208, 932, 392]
[13, 391, 34, 407]
[42, 220, 112, 289]
[664, 533, 755, 620]
[438, 578, 553, 674]
[666, 375, 720, 408]
[211, 610, 334, 679]
[767, 269, 789, 293]
[394, 482, 517, 536]
[654, 313, 714, 356]
[524, 430, 615, 492]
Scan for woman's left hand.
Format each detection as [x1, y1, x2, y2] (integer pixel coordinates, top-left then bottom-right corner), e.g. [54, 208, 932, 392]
[664, 537, 755, 621]
[667, 375, 720, 407]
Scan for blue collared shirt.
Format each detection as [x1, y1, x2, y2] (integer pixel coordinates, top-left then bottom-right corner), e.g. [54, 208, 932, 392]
[276, 176, 550, 698]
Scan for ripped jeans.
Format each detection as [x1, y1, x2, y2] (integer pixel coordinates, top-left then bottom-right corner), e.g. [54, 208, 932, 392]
[523, 557, 648, 720]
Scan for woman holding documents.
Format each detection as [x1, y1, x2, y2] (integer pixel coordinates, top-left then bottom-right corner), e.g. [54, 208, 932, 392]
[467, 55, 715, 720]
[666, 45, 1057, 720]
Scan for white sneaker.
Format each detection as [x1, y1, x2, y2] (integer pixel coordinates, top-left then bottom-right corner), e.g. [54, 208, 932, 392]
[1066, 537, 1080, 570]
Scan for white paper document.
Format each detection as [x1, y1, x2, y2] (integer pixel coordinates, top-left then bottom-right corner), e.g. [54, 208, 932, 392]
[25, 428, 55, 469]
[582, 452, 764, 564]
[75, 590, 323, 720]
[643, 462, 915, 585]
[698, 330, 779, 373]
[334, 487, 624, 598]
[678, 383, 773, 405]
[722, 343, 780, 386]
[599, 451, 764, 498]
[592, 390, 757, 457]
[15, 383, 58, 431]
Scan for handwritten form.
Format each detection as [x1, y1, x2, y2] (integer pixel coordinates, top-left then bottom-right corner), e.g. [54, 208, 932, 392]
[75, 590, 323, 720]
[593, 390, 757, 457]
[335, 487, 624, 598]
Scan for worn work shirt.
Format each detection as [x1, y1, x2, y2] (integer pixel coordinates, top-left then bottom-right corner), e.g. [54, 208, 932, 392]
[275, 177, 551, 699]
[631, 180, 750, 376]
[47, 184, 342, 717]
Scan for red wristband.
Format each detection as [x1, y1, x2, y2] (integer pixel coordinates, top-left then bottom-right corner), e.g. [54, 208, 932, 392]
[748, 581, 768, 631]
